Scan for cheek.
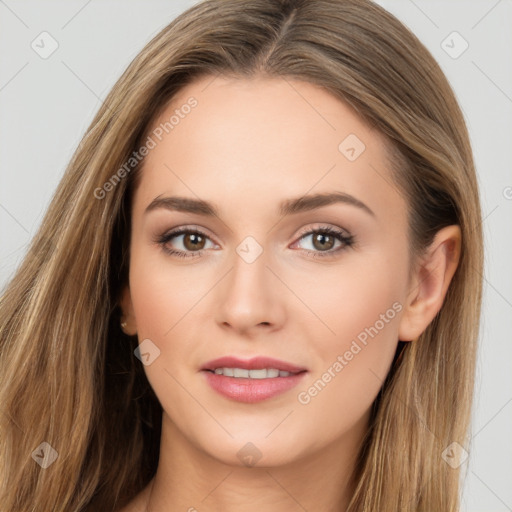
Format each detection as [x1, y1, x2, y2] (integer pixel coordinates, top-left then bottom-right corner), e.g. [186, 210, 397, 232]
[292, 251, 406, 350]
[293, 253, 406, 418]
[128, 245, 212, 339]
[127, 250, 207, 420]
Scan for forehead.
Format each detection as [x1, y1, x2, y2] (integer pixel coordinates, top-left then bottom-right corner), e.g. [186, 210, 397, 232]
[133, 75, 405, 225]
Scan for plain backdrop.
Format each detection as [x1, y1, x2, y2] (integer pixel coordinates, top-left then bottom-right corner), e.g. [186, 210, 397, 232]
[1, 1, 511, 510]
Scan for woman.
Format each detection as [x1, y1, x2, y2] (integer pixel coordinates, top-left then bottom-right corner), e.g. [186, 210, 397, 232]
[0, 0, 483, 510]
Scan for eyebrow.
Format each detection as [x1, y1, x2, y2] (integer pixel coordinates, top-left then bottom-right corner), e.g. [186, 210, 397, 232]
[144, 191, 375, 218]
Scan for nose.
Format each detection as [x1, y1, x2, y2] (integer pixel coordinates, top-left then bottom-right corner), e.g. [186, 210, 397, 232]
[215, 245, 286, 336]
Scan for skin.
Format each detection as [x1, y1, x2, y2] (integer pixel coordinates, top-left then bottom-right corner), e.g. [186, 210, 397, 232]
[118, 75, 461, 512]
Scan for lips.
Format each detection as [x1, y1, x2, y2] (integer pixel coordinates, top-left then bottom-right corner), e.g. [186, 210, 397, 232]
[200, 356, 307, 374]
[200, 356, 308, 403]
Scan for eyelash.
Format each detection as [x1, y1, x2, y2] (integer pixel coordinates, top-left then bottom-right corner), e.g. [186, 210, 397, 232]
[155, 225, 355, 260]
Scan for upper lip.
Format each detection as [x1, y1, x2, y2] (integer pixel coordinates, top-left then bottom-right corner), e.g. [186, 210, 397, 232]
[200, 356, 308, 374]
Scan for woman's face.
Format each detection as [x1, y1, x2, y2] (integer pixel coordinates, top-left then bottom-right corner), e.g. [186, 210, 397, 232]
[122, 75, 414, 467]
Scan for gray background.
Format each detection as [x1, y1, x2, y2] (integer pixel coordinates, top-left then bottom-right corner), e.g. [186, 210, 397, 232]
[1, 1, 511, 510]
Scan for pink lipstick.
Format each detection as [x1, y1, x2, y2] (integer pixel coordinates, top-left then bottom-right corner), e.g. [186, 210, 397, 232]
[200, 356, 308, 403]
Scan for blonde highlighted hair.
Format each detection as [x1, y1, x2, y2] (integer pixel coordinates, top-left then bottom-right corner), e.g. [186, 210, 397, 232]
[0, 0, 483, 510]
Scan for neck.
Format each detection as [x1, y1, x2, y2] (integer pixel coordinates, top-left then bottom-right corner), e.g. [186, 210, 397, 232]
[144, 411, 369, 512]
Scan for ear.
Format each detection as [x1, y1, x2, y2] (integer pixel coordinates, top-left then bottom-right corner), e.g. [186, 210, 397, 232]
[398, 225, 461, 341]
[119, 284, 138, 336]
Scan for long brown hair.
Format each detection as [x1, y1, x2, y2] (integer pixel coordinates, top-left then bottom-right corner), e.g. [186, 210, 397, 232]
[0, 1, 483, 510]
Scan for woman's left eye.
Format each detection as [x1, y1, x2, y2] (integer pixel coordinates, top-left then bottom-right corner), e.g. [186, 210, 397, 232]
[293, 226, 354, 258]
[156, 225, 354, 259]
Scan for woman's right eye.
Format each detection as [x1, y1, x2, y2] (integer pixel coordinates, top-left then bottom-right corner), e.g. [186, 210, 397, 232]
[156, 227, 216, 258]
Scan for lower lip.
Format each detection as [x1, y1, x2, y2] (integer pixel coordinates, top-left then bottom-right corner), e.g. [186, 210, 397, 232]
[202, 370, 307, 403]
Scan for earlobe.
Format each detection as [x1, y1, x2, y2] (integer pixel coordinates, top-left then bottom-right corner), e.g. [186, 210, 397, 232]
[119, 285, 138, 336]
[398, 225, 461, 341]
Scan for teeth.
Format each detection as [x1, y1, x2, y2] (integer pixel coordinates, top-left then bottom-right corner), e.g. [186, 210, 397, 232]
[212, 367, 293, 378]
[247, 368, 267, 379]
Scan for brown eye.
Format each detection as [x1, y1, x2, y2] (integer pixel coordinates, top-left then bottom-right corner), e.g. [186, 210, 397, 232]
[311, 232, 336, 251]
[182, 232, 206, 251]
[293, 226, 354, 258]
[156, 227, 217, 258]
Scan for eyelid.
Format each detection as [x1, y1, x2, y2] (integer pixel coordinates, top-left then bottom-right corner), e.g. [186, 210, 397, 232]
[293, 223, 352, 240]
[159, 225, 220, 245]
